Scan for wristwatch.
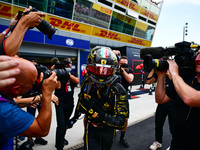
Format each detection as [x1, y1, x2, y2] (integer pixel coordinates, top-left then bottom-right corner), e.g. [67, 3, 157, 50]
[2, 30, 6, 35]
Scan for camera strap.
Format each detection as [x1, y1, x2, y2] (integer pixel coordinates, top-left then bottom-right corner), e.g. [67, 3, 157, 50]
[0, 92, 16, 104]
[0, 91, 38, 105]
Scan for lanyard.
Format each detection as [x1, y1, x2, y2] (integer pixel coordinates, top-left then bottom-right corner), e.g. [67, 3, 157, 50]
[0, 92, 16, 104]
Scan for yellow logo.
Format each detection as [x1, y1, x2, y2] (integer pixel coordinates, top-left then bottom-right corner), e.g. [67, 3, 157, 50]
[89, 109, 93, 114]
[104, 102, 110, 107]
[101, 60, 107, 65]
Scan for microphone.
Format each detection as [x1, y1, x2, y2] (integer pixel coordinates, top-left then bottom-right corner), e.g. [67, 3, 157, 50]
[140, 47, 165, 59]
[51, 57, 59, 64]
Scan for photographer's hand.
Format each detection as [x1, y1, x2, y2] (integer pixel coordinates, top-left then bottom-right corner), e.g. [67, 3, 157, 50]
[167, 60, 179, 78]
[11, 6, 34, 28]
[51, 94, 59, 105]
[3, 6, 45, 56]
[120, 66, 134, 83]
[113, 50, 121, 55]
[9, 13, 19, 27]
[0, 55, 20, 89]
[41, 71, 58, 96]
[155, 69, 171, 104]
[20, 11, 45, 29]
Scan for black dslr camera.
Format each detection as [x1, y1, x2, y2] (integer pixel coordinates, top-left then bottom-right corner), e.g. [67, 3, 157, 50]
[35, 63, 71, 81]
[141, 41, 196, 77]
[17, 7, 57, 40]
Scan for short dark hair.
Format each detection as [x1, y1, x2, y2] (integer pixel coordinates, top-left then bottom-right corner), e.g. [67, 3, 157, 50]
[121, 55, 128, 60]
[29, 57, 38, 63]
[63, 58, 72, 65]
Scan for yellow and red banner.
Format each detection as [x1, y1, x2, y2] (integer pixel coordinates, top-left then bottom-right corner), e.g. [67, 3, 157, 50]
[114, 0, 158, 21]
[112, 11, 136, 26]
[47, 15, 92, 35]
[92, 3, 112, 16]
[139, 7, 158, 21]
[0, 2, 152, 47]
[128, 1, 140, 13]
[115, 0, 129, 7]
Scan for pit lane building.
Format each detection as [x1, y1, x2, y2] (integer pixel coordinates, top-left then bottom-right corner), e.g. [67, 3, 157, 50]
[0, 0, 163, 83]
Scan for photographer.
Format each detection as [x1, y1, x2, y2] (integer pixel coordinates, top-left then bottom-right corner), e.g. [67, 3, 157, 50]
[155, 53, 200, 150]
[0, 6, 45, 56]
[19, 57, 59, 148]
[147, 68, 176, 150]
[117, 55, 134, 148]
[0, 57, 58, 149]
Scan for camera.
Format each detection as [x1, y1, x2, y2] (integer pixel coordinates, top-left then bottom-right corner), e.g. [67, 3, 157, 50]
[17, 7, 57, 40]
[120, 63, 129, 68]
[35, 64, 71, 81]
[116, 54, 122, 62]
[115, 63, 130, 76]
[141, 41, 196, 77]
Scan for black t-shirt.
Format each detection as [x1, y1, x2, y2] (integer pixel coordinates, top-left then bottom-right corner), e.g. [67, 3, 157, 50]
[120, 67, 134, 91]
[22, 79, 41, 98]
[55, 72, 78, 104]
[167, 76, 200, 150]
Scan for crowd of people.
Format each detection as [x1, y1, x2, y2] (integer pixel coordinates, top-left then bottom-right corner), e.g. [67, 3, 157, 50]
[1, 5, 200, 150]
[75, 2, 110, 23]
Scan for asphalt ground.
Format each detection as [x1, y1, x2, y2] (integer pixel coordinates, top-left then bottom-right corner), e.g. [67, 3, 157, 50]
[16, 84, 172, 150]
[77, 116, 171, 150]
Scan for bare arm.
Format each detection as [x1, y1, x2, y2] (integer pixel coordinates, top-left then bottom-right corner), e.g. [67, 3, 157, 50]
[14, 95, 42, 107]
[155, 70, 171, 104]
[168, 60, 200, 107]
[146, 69, 156, 84]
[20, 72, 58, 137]
[15, 94, 59, 107]
[4, 7, 45, 56]
[121, 68, 134, 83]
[0, 28, 9, 41]
[0, 13, 17, 41]
[70, 74, 79, 84]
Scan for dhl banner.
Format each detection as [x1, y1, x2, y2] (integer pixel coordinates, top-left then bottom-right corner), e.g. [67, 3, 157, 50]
[0, 2, 151, 47]
[148, 12, 158, 21]
[139, 7, 158, 21]
[112, 11, 136, 26]
[128, 1, 140, 13]
[121, 34, 151, 47]
[92, 3, 112, 16]
[115, 0, 129, 7]
[46, 15, 92, 35]
[0, 2, 24, 19]
[114, 0, 158, 22]
[92, 26, 122, 41]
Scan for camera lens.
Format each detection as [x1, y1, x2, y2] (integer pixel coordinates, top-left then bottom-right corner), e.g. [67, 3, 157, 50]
[52, 68, 71, 81]
[37, 19, 57, 40]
